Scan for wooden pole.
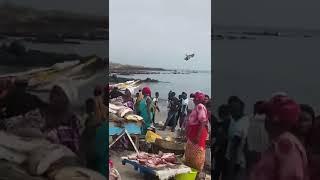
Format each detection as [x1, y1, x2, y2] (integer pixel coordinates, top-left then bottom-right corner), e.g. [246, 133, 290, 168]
[109, 129, 126, 148]
[124, 129, 139, 154]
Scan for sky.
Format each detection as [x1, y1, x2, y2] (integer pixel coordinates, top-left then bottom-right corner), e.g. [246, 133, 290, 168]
[0, 0, 107, 16]
[214, 0, 320, 29]
[109, 0, 211, 71]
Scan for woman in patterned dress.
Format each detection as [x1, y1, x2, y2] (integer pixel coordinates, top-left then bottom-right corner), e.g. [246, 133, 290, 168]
[184, 91, 209, 173]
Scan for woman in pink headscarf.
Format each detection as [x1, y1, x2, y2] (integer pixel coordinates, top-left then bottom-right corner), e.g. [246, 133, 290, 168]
[184, 91, 209, 173]
[249, 95, 309, 180]
[137, 87, 154, 135]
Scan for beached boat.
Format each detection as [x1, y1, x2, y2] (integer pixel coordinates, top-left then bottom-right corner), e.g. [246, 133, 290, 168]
[110, 80, 141, 91]
[28, 58, 97, 89]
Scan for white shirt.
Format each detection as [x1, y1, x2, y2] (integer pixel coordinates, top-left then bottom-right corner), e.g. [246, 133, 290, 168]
[153, 97, 159, 103]
[225, 115, 250, 168]
[247, 114, 269, 152]
[188, 100, 195, 110]
[181, 98, 189, 114]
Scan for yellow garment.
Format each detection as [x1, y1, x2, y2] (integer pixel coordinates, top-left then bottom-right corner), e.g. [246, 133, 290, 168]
[145, 130, 162, 143]
[94, 96, 107, 123]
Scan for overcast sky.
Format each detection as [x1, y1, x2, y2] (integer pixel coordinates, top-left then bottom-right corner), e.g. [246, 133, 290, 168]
[0, 0, 107, 16]
[109, 0, 211, 70]
[214, 0, 320, 29]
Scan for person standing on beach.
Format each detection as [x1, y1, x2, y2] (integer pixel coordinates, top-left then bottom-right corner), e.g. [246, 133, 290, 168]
[249, 95, 309, 180]
[204, 95, 213, 139]
[213, 104, 231, 180]
[246, 101, 269, 174]
[162, 91, 180, 132]
[79, 98, 108, 177]
[179, 92, 188, 128]
[185, 91, 209, 178]
[134, 92, 140, 114]
[167, 90, 173, 109]
[225, 96, 249, 180]
[138, 87, 154, 135]
[93, 85, 107, 124]
[152, 92, 160, 124]
[294, 104, 320, 180]
[176, 94, 183, 125]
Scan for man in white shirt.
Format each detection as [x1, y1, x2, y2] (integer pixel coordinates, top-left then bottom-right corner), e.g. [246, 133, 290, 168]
[225, 96, 248, 180]
[179, 92, 188, 128]
[152, 92, 160, 124]
[246, 101, 269, 172]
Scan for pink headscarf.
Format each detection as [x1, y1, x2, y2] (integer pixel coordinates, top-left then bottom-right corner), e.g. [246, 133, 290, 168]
[264, 95, 300, 127]
[194, 91, 206, 103]
[142, 87, 151, 97]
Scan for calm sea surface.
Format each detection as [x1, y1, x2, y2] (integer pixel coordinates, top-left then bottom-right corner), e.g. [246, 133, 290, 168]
[0, 39, 107, 105]
[118, 71, 211, 102]
[213, 30, 320, 113]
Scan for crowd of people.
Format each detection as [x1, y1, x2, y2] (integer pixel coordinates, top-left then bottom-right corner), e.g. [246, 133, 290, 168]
[7, 78, 319, 180]
[145, 88, 212, 178]
[110, 86, 213, 179]
[212, 93, 320, 180]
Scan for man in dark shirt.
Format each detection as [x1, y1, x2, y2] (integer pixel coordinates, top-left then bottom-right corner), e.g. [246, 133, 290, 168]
[213, 104, 231, 180]
[162, 92, 180, 132]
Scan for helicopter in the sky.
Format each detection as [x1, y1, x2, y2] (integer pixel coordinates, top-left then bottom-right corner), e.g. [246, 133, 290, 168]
[184, 53, 195, 61]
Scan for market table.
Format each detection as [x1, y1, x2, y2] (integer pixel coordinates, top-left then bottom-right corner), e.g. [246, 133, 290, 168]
[109, 121, 141, 135]
[109, 121, 142, 148]
[121, 157, 192, 180]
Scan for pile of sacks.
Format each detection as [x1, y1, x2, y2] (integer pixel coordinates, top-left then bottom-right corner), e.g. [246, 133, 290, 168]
[0, 131, 106, 180]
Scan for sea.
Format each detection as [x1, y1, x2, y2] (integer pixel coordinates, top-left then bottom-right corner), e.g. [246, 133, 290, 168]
[4, 29, 320, 115]
[0, 39, 107, 106]
[213, 27, 320, 114]
[117, 72, 211, 102]
[0, 38, 213, 109]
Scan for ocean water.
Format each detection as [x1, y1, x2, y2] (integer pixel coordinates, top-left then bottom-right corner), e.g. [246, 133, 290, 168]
[117, 72, 211, 123]
[213, 34, 320, 113]
[0, 39, 107, 106]
[118, 72, 211, 101]
[1, 38, 107, 58]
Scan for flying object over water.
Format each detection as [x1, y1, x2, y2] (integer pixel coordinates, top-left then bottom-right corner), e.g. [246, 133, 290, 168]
[184, 53, 195, 61]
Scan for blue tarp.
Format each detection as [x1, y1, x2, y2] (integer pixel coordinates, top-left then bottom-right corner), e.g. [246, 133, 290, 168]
[109, 122, 141, 136]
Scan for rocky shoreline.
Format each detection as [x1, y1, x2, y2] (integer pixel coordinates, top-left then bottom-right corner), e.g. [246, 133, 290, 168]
[109, 74, 159, 83]
[109, 62, 203, 83]
[0, 41, 107, 71]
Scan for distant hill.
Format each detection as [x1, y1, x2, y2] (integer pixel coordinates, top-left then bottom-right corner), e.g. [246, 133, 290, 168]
[0, 2, 108, 36]
[109, 62, 166, 71]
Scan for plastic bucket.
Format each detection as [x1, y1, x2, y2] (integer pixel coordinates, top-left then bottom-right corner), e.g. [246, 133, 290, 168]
[175, 168, 198, 180]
